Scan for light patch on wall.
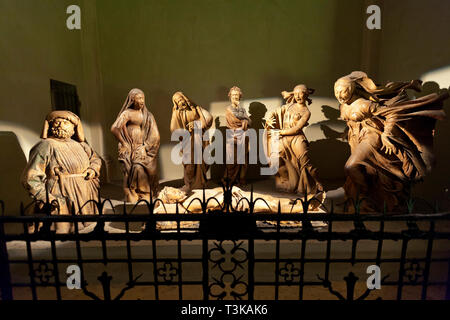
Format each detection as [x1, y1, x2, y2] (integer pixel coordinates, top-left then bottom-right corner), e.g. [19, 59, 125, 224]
[421, 66, 450, 89]
[0, 121, 40, 161]
[81, 121, 105, 157]
[0, 120, 105, 162]
[209, 96, 342, 142]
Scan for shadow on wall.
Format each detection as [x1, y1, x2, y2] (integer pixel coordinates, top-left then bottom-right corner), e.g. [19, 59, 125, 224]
[0, 132, 29, 220]
[411, 81, 450, 209]
[209, 100, 352, 187]
[247, 101, 268, 180]
[210, 101, 268, 182]
[308, 105, 349, 189]
[0, 122, 40, 161]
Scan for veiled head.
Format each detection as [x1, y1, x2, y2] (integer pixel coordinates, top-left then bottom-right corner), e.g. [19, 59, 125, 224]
[334, 78, 355, 104]
[128, 88, 145, 110]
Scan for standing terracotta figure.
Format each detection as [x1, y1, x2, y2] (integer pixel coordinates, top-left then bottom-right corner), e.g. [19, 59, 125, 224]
[334, 71, 448, 211]
[170, 91, 213, 191]
[22, 111, 101, 233]
[265, 85, 323, 196]
[111, 88, 160, 202]
[223, 86, 251, 185]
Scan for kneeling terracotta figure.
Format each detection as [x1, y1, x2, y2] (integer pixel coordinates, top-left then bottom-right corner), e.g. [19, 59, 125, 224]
[22, 111, 102, 233]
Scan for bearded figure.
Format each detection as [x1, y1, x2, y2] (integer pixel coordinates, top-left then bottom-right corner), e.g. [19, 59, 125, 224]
[111, 88, 160, 202]
[170, 91, 213, 191]
[21, 111, 102, 233]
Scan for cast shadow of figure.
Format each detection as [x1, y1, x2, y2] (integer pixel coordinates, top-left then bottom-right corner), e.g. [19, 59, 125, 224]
[247, 101, 268, 181]
[210, 101, 268, 184]
[409, 81, 450, 210]
[307, 105, 350, 190]
[0, 131, 29, 233]
[210, 117, 227, 181]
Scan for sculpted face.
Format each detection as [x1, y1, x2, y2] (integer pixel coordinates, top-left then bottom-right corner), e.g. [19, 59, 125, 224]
[293, 87, 307, 104]
[334, 81, 354, 104]
[230, 89, 241, 106]
[174, 94, 188, 109]
[133, 93, 145, 110]
[51, 118, 75, 140]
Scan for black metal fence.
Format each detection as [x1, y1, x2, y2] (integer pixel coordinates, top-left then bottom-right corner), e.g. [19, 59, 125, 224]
[1, 188, 450, 301]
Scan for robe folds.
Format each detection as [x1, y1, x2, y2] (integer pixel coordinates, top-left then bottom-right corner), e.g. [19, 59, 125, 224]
[171, 105, 213, 190]
[266, 104, 323, 197]
[224, 105, 251, 184]
[341, 80, 448, 211]
[22, 138, 102, 216]
[113, 107, 160, 197]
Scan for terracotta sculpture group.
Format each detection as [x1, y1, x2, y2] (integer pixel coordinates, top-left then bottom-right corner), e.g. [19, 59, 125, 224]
[21, 71, 448, 232]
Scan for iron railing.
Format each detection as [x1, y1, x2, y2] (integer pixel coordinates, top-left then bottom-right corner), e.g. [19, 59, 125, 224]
[1, 185, 449, 301]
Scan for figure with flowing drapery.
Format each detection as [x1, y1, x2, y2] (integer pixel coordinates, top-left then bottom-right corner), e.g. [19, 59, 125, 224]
[170, 91, 213, 191]
[334, 71, 448, 211]
[265, 85, 323, 199]
[111, 88, 160, 202]
[22, 111, 102, 233]
[223, 86, 251, 185]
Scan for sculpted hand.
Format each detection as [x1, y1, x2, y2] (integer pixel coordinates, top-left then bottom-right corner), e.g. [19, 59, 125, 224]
[187, 122, 195, 132]
[381, 133, 396, 155]
[265, 115, 276, 129]
[84, 168, 96, 180]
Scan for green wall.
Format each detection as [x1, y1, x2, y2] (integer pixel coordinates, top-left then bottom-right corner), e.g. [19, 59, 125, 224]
[95, 0, 365, 180]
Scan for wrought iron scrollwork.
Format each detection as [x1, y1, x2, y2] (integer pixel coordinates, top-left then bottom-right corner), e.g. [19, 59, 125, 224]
[279, 261, 301, 284]
[403, 260, 423, 285]
[208, 240, 249, 300]
[209, 241, 248, 273]
[209, 272, 248, 300]
[82, 271, 142, 301]
[34, 261, 54, 285]
[157, 261, 178, 283]
[317, 271, 389, 300]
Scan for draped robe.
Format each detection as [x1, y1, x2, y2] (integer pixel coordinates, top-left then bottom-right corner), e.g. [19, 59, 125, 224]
[112, 107, 160, 197]
[224, 105, 251, 184]
[22, 138, 101, 225]
[266, 104, 323, 196]
[170, 105, 213, 190]
[341, 81, 448, 211]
